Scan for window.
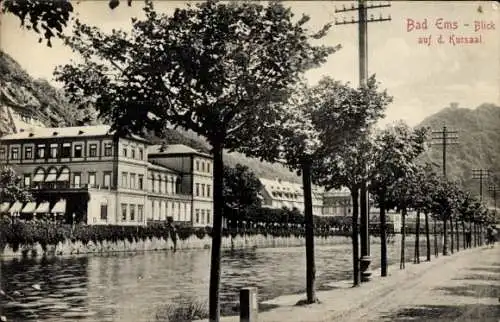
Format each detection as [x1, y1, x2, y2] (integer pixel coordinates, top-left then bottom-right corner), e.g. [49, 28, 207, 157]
[74, 172, 81, 188]
[155, 176, 160, 193]
[151, 202, 155, 220]
[100, 203, 108, 220]
[24, 174, 31, 188]
[121, 204, 128, 221]
[138, 205, 144, 222]
[139, 148, 144, 160]
[61, 143, 71, 158]
[195, 209, 200, 224]
[207, 210, 211, 224]
[50, 144, 58, 158]
[36, 144, 45, 159]
[121, 172, 128, 188]
[201, 162, 205, 172]
[130, 204, 135, 221]
[201, 184, 205, 197]
[138, 175, 144, 190]
[103, 172, 111, 188]
[131, 148, 136, 159]
[207, 185, 211, 198]
[176, 178, 181, 194]
[24, 146, 33, 159]
[151, 176, 155, 192]
[170, 179, 175, 194]
[201, 209, 205, 224]
[195, 183, 200, 196]
[0, 148, 5, 160]
[122, 146, 128, 157]
[74, 144, 83, 158]
[88, 172, 96, 187]
[207, 162, 211, 173]
[89, 144, 98, 157]
[130, 173, 136, 189]
[11, 147, 19, 160]
[104, 143, 113, 157]
[196, 160, 200, 171]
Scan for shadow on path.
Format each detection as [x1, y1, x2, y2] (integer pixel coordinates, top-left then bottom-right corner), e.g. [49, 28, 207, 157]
[468, 266, 500, 274]
[435, 284, 499, 298]
[380, 304, 500, 321]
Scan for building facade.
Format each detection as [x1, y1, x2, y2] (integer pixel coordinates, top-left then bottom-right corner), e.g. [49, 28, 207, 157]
[322, 188, 352, 217]
[0, 125, 213, 227]
[259, 178, 325, 216]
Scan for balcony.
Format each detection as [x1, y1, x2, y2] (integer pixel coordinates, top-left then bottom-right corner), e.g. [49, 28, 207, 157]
[28, 183, 116, 192]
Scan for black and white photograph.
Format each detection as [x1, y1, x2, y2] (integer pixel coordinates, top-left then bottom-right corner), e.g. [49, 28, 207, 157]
[0, 1, 498, 321]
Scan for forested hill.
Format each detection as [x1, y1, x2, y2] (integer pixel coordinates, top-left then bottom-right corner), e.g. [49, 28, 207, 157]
[417, 103, 500, 202]
[0, 50, 92, 135]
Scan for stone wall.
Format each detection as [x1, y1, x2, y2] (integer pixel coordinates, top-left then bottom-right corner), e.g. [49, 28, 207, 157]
[0, 234, 364, 258]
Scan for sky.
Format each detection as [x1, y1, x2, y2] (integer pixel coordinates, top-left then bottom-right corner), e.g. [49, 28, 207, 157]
[0, 1, 498, 126]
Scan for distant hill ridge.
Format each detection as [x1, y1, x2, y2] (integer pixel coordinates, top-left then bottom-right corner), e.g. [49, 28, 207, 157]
[417, 103, 500, 203]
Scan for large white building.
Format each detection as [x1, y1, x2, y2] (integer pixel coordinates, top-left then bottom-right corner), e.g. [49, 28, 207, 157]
[0, 125, 213, 227]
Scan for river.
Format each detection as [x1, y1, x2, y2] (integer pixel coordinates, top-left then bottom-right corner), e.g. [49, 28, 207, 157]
[0, 234, 446, 322]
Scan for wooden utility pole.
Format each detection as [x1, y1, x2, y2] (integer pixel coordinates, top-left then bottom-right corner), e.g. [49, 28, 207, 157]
[431, 124, 458, 179]
[472, 169, 490, 201]
[335, 0, 391, 282]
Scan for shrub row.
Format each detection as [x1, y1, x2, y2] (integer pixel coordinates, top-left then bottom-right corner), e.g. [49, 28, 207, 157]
[0, 214, 353, 253]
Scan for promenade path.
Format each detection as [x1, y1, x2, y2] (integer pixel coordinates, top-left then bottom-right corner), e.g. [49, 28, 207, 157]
[207, 246, 499, 322]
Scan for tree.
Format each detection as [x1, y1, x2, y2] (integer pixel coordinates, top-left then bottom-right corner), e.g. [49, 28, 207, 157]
[312, 76, 392, 286]
[416, 164, 441, 262]
[54, 2, 336, 320]
[223, 164, 262, 213]
[0, 0, 135, 46]
[430, 179, 460, 256]
[0, 165, 32, 203]
[369, 122, 428, 274]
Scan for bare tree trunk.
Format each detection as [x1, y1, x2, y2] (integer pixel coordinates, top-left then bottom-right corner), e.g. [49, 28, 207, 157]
[433, 217, 439, 258]
[443, 218, 448, 256]
[400, 208, 406, 269]
[461, 220, 466, 249]
[414, 210, 420, 264]
[425, 212, 431, 261]
[209, 142, 224, 322]
[479, 224, 482, 246]
[450, 217, 454, 254]
[302, 161, 317, 303]
[351, 188, 360, 286]
[473, 222, 477, 247]
[380, 193, 388, 277]
[455, 217, 460, 252]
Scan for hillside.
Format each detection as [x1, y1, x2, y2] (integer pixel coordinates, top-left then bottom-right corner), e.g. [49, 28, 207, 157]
[0, 51, 92, 134]
[417, 103, 500, 205]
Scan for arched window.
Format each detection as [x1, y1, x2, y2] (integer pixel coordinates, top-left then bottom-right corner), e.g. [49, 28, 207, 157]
[45, 167, 58, 183]
[32, 167, 46, 186]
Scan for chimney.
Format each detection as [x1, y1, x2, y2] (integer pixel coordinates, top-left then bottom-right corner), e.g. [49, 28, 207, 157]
[450, 102, 459, 109]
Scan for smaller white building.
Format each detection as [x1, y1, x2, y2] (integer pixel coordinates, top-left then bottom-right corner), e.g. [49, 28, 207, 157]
[259, 177, 324, 216]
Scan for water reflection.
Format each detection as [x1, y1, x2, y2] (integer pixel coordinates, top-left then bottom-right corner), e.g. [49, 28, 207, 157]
[1, 235, 438, 322]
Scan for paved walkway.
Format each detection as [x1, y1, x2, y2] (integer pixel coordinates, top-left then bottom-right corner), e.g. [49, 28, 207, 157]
[207, 246, 499, 322]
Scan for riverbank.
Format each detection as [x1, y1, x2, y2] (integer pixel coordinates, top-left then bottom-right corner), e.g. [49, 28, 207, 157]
[2, 234, 375, 258]
[196, 245, 499, 322]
